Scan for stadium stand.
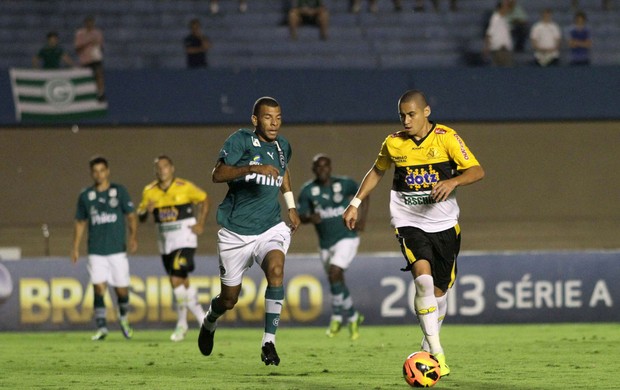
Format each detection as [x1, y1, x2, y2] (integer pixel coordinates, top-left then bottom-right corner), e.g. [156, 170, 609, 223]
[0, 0, 618, 69]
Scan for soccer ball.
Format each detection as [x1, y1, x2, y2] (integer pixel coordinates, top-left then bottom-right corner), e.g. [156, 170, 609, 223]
[402, 351, 441, 387]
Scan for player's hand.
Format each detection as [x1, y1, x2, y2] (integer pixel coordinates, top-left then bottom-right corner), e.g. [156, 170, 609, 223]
[343, 205, 358, 231]
[128, 237, 138, 254]
[288, 208, 301, 235]
[71, 249, 79, 264]
[253, 165, 280, 178]
[190, 223, 204, 235]
[147, 200, 156, 214]
[309, 213, 321, 225]
[354, 218, 366, 232]
[431, 180, 458, 202]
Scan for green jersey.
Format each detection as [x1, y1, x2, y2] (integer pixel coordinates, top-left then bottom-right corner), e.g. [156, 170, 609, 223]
[216, 129, 292, 235]
[37, 45, 66, 69]
[298, 175, 358, 249]
[75, 183, 135, 255]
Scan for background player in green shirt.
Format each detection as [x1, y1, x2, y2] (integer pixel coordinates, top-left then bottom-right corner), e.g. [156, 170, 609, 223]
[298, 154, 369, 339]
[32, 31, 74, 69]
[198, 97, 300, 366]
[72, 156, 138, 341]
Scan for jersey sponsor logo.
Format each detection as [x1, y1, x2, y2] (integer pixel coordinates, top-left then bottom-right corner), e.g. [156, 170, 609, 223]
[402, 194, 437, 206]
[453, 134, 470, 160]
[434, 128, 447, 134]
[90, 211, 118, 225]
[245, 172, 283, 187]
[405, 166, 439, 191]
[392, 155, 407, 163]
[109, 198, 119, 208]
[318, 205, 346, 219]
[157, 206, 179, 222]
[250, 155, 262, 165]
[333, 193, 343, 203]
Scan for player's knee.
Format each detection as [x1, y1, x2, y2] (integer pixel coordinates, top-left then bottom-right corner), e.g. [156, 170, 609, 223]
[219, 295, 238, 310]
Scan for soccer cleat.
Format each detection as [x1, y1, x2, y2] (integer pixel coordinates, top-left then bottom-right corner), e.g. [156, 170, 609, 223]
[170, 325, 188, 342]
[260, 342, 280, 366]
[325, 319, 342, 338]
[348, 312, 364, 340]
[197, 325, 215, 356]
[435, 352, 451, 377]
[120, 319, 133, 339]
[91, 327, 109, 341]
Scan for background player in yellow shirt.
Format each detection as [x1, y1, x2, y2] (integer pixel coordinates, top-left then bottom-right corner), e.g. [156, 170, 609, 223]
[138, 155, 209, 342]
[343, 90, 484, 377]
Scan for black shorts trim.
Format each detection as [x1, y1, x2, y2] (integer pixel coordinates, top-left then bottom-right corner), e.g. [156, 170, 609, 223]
[395, 225, 461, 292]
[162, 248, 196, 278]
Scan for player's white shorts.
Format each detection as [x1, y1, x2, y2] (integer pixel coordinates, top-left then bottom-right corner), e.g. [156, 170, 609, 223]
[87, 252, 130, 287]
[319, 237, 360, 271]
[217, 222, 291, 286]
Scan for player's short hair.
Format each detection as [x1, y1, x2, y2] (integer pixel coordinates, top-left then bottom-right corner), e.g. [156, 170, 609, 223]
[252, 97, 280, 117]
[89, 155, 108, 169]
[154, 154, 173, 165]
[189, 18, 200, 28]
[398, 90, 429, 110]
[312, 153, 331, 166]
[46, 31, 58, 39]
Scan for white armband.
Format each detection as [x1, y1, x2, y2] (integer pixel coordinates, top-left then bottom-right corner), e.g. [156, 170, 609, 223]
[283, 191, 296, 209]
[349, 197, 362, 208]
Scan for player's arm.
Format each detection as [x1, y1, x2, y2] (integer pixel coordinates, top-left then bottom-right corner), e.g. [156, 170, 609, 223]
[280, 168, 301, 234]
[137, 192, 151, 223]
[71, 219, 87, 264]
[191, 195, 209, 235]
[344, 165, 385, 231]
[126, 212, 138, 254]
[212, 159, 280, 183]
[431, 165, 485, 202]
[355, 194, 370, 232]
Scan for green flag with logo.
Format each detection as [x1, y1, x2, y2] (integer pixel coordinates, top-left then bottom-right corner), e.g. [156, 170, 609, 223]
[9, 68, 107, 122]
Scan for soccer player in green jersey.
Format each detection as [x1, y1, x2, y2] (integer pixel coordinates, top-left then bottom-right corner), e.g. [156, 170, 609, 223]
[72, 156, 138, 341]
[343, 90, 485, 377]
[298, 154, 369, 339]
[198, 97, 301, 366]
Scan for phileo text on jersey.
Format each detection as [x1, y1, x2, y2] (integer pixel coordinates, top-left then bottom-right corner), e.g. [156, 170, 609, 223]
[245, 172, 284, 187]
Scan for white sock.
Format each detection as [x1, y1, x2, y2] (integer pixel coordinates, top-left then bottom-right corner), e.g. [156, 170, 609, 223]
[186, 286, 205, 327]
[421, 293, 448, 351]
[414, 274, 443, 355]
[173, 285, 188, 329]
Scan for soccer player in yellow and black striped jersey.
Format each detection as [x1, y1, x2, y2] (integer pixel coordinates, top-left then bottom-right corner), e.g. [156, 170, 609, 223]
[343, 90, 485, 377]
[138, 155, 209, 342]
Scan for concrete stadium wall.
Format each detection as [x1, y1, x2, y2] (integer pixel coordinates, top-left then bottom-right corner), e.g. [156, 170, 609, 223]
[1, 67, 620, 125]
[1, 120, 619, 257]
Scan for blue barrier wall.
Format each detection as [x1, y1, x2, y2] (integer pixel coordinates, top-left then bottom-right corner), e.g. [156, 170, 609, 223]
[1, 251, 618, 331]
[2, 66, 619, 125]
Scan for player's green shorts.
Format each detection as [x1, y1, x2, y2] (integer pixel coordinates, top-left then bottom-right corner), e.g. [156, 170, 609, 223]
[395, 224, 461, 292]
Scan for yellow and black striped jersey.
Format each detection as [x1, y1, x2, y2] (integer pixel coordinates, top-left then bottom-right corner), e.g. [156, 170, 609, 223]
[137, 178, 207, 254]
[375, 123, 480, 232]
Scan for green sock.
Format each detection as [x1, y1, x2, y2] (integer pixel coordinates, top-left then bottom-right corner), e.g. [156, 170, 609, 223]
[264, 286, 285, 342]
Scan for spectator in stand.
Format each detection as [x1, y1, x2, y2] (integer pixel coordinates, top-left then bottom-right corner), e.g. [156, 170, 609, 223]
[288, 0, 329, 41]
[184, 18, 211, 68]
[507, 0, 529, 52]
[350, 0, 378, 13]
[209, 0, 248, 14]
[74, 15, 105, 101]
[33, 31, 74, 69]
[568, 11, 592, 66]
[572, 0, 611, 11]
[530, 8, 562, 67]
[484, 0, 514, 67]
[392, 0, 457, 12]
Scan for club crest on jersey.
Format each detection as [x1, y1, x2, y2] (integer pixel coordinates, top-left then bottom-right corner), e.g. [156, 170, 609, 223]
[427, 147, 440, 159]
[250, 155, 262, 165]
[252, 137, 261, 147]
[88, 191, 96, 201]
[332, 182, 342, 193]
[405, 166, 439, 191]
[109, 188, 117, 197]
[109, 198, 119, 208]
[333, 193, 343, 203]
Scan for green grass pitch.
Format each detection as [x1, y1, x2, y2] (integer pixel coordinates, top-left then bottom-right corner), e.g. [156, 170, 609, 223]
[1, 323, 618, 389]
